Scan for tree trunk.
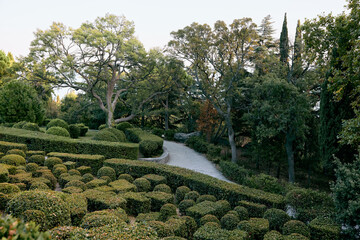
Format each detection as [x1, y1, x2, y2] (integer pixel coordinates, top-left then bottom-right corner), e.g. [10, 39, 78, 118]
[225, 117, 237, 163]
[285, 129, 295, 183]
[107, 110, 114, 128]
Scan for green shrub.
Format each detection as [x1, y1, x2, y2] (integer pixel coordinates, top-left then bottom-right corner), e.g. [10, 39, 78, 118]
[58, 173, 82, 188]
[82, 173, 94, 183]
[47, 118, 69, 131]
[22, 122, 41, 132]
[154, 183, 172, 193]
[0, 127, 139, 160]
[76, 123, 89, 137]
[308, 217, 340, 240]
[98, 124, 107, 130]
[264, 208, 291, 231]
[104, 158, 285, 208]
[185, 136, 208, 153]
[116, 122, 134, 131]
[0, 154, 26, 166]
[180, 215, 198, 239]
[166, 217, 188, 238]
[26, 150, 45, 157]
[152, 128, 165, 137]
[215, 200, 232, 218]
[13, 121, 29, 129]
[284, 233, 309, 240]
[0, 215, 51, 239]
[63, 193, 88, 226]
[0, 165, 9, 183]
[26, 163, 39, 173]
[97, 166, 116, 181]
[46, 126, 70, 137]
[6, 149, 26, 158]
[68, 124, 80, 138]
[194, 222, 248, 240]
[146, 191, 174, 211]
[23, 209, 47, 231]
[264, 230, 284, 240]
[282, 220, 310, 238]
[0, 183, 20, 195]
[85, 179, 107, 189]
[102, 128, 126, 142]
[197, 194, 216, 203]
[175, 185, 191, 204]
[80, 213, 121, 229]
[147, 220, 172, 238]
[140, 140, 161, 157]
[63, 161, 76, 170]
[109, 179, 137, 193]
[68, 169, 82, 176]
[159, 203, 177, 221]
[44, 157, 63, 170]
[237, 218, 269, 240]
[179, 199, 196, 215]
[6, 190, 71, 230]
[164, 129, 176, 141]
[143, 174, 167, 188]
[221, 213, 240, 230]
[219, 161, 249, 184]
[65, 180, 87, 191]
[200, 214, 220, 226]
[136, 212, 160, 222]
[28, 155, 45, 165]
[184, 190, 200, 202]
[125, 128, 163, 156]
[77, 166, 92, 175]
[92, 129, 118, 142]
[83, 189, 126, 211]
[0, 140, 27, 153]
[245, 173, 286, 195]
[123, 192, 151, 215]
[234, 206, 249, 221]
[186, 201, 221, 221]
[53, 167, 67, 178]
[238, 200, 267, 218]
[62, 186, 83, 194]
[118, 173, 134, 182]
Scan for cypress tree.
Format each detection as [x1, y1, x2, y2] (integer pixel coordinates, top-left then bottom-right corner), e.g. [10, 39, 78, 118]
[293, 20, 303, 79]
[279, 13, 289, 65]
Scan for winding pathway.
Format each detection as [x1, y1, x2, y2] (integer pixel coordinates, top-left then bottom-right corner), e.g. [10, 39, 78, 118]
[163, 140, 231, 182]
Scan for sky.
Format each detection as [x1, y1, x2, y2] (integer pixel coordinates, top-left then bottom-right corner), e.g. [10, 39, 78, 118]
[0, 0, 348, 97]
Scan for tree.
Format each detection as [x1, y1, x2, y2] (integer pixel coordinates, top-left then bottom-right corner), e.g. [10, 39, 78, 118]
[0, 80, 45, 124]
[169, 18, 259, 162]
[280, 13, 289, 65]
[28, 14, 168, 127]
[0, 50, 15, 85]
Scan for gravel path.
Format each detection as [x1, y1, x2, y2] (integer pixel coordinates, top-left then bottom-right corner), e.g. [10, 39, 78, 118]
[164, 140, 231, 182]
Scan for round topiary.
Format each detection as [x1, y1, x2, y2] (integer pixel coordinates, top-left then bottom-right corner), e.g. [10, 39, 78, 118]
[97, 166, 116, 181]
[175, 186, 191, 204]
[139, 140, 159, 158]
[6, 149, 26, 158]
[77, 166, 92, 175]
[98, 124, 107, 130]
[283, 220, 310, 238]
[100, 176, 112, 184]
[215, 200, 231, 218]
[23, 209, 47, 231]
[64, 180, 87, 191]
[159, 203, 177, 221]
[92, 129, 119, 142]
[178, 199, 196, 215]
[53, 167, 68, 178]
[0, 183, 21, 195]
[199, 214, 220, 226]
[284, 233, 309, 240]
[29, 182, 50, 190]
[22, 122, 41, 132]
[68, 124, 80, 138]
[13, 121, 29, 129]
[196, 194, 217, 203]
[118, 174, 134, 183]
[26, 163, 39, 173]
[44, 157, 63, 170]
[62, 186, 83, 194]
[6, 190, 71, 230]
[133, 177, 151, 192]
[82, 173, 94, 183]
[264, 208, 291, 231]
[28, 155, 45, 165]
[116, 122, 134, 131]
[220, 213, 240, 230]
[264, 230, 284, 240]
[147, 220, 173, 238]
[46, 118, 69, 131]
[184, 191, 200, 202]
[0, 154, 26, 166]
[153, 184, 172, 194]
[80, 213, 120, 229]
[46, 127, 70, 137]
[102, 128, 126, 142]
[68, 169, 81, 176]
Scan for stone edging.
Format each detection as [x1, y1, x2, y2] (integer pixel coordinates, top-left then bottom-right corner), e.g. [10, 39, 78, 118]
[138, 147, 169, 163]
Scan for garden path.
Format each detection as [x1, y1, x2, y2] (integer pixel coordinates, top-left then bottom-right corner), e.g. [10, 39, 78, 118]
[163, 140, 231, 183]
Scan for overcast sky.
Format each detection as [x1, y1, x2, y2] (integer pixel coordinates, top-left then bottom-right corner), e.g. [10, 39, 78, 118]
[0, 0, 347, 58]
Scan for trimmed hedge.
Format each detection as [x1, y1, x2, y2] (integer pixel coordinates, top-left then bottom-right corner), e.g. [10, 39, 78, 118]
[46, 127, 70, 137]
[47, 118, 69, 130]
[83, 189, 126, 211]
[47, 152, 105, 175]
[282, 220, 310, 238]
[7, 149, 26, 158]
[237, 218, 269, 240]
[194, 222, 248, 240]
[264, 208, 290, 231]
[116, 122, 134, 131]
[264, 230, 284, 240]
[0, 140, 27, 153]
[109, 179, 137, 193]
[123, 192, 151, 215]
[133, 177, 151, 192]
[238, 200, 267, 218]
[308, 217, 340, 240]
[125, 128, 163, 157]
[219, 161, 249, 185]
[68, 124, 80, 139]
[0, 154, 26, 166]
[64, 193, 88, 226]
[145, 191, 174, 211]
[104, 158, 285, 208]
[0, 127, 139, 159]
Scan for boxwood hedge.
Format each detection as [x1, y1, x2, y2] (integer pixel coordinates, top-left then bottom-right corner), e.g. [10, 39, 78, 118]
[0, 140, 27, 153]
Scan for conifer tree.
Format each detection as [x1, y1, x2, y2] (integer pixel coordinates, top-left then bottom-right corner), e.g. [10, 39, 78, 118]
[280, 13, 289, 66]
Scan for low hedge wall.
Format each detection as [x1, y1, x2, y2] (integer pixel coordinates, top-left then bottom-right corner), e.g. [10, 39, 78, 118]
[0, 127, 138, 160]
[47, 152, 105, 175]
[125, 128, 163, 157]
[0, 141, 27, 153]
[104, 159, 285, 208]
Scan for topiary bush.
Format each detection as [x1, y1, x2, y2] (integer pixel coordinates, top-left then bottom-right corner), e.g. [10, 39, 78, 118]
[146, 191, 174, 212]
[179, 199, 196, 215]
[0, 154, 26, 166]
[245, 173, 286, 195]
[77, 166, 92, 175]
[22, 122, 41, 132]
[6, 149, 26, 158]
[184, 191, 200, 202]
[13, 121, 29, 129]
[23, 209, 47, 231]
[154, 184, 172, 193]
[221, 213, 240, 230]
[82, 173, 94, 183]
[44, 157, 63, 170]
[159, 203, 177, 221]
[308, 217, 340, 240]
[28, 155, 45, 165]
[237, 218, 269, 240]
[116, 122, 134, 131]
[109, 179, 136, 193]
[102, 128, 126, 142]
[284, 233, 309, 240]
[147, 220, 172, 238]
[238, 200, 267, 218]
[98, 124, 107, 130]
[175, 186, 191, 204]
[282, 220, 310, 238]
[68, 124, 80, 138]
[76, 123, 89, 137]
[6, 190, 71, 230]
[26, 163, 39, 173]
[197, 194, 217, 203]
[46, 126, 70, 137]
[123, 192, 151, 216]
[83, 189, 126, 211]
[64, 193, 88, 226]
[97, 166, 116, 181]
[46, 118, 69, 131]
[234, 206, 249, 221]
[264, 208, 291, 231]
[140, 140, 160, 157]
[118, 173, 134, 183]
[185, 136, 208, 153]
[80, 212, 122, 229]
[219, 161, 249, 184]
[133, 177, 152, 192]
[65, 180, 87, 191]
[92, 129, 119, 142]
[200, 214, 220, 226]
[264, 230, 284, 240]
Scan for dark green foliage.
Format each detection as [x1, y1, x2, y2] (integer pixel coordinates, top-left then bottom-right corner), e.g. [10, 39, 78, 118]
[85, 179, 107, 189]
[46, 118, 69, 131]
[64, 180, 87, 191]
[126, 128, 163, 156]
[264, 208, 290, 231]
[219, 161, 249, 184]
[58, 173, 81, 188]
[152, 128, 165, 137]
[6, 149, 26, 158]
[140, 140, 160, 157]
[22, 122, 41, 132]
[175, 186, 191, 204]
[194, 222, 248, 240]
[282, 220, 310, 238]
[221, 213, 240, 230]
[62, 186, 83, 194]
[77, 166, 92, 175]
[109, 179, 137, 193]
[83, 189, 126, 211]
[238, 200, 267, 218]
[116, 122, 134, 131]
[136, 212, 160, 222]
[0, 215, 51, 239]
[166, 217, 187, 238]
[104, 158, 285, 208]
[237, 218, 269, 240]
[215, 200, 231, 218]
[179, 199, 195, 215]
[146, 191, 174, 211]
[13, 121, 29, 129]
[165, 129, 175, 141]
[123, 192, 151, 215]
[6, 190, 71, 230]
[200, 214, 220, 226]
[0, 127, 139, 160]
[102, 128, 126, 142]
[159, 203, 177, 221]
[81, 173, 94, 183]
[186, 201, 224, 221]
[245, 174, 286, 195]
[28, 155, 45, 165]
[143, 174, 167, 188]
[0, 140, 27, 154]
[53, 167, 67, 178]
[0, 154, 26, 166]
[22, 209, 47, 231]
[308, 217, 340, 240]
[26, 150, 45, 157]
[284, 233, 309, 240]
[197, 194, 216, 203]
[97, 166, 116, 181]
[92, 129, 118, 142]
[69, 124, 80, 138]
[234, 206, 249, 221]
[154, 183, 172, 193]
[280, 13, 289, 64]
[46, 126, 70, 137]
[63, 161, 76, 170]
[118, 173, 134, 182]
[147, 220, 172, 238]
[264, 230, 284, 240]
[76, 123, 89, 137]
[44, 157, 63, 170]
[80, 213, 121, 229]
[0, 183, 20, 194]
[0, 166, 9, 183]
[64, 193, 88, 226]
[185, 136, 208, 153]
[0, 80, 45, 124]
[184, 190, 200, 202]
[26, 163, 39, 173]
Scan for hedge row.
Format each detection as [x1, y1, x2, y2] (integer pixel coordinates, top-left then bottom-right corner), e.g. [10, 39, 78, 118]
[125, 128, 163, 157]
[104, 159, 285, 208]
[47, 152, 105, 175]
[0, 127, 138, 160]
[0, 141, 27, 153]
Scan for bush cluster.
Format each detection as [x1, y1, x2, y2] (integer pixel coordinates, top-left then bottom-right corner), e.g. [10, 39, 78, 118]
[46, 127, 70, 137]
[125, 128, 163, 157]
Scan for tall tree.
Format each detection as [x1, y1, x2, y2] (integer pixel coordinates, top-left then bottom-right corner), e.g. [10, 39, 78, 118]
[280, 13, 289, 65]
[169, 18, 258, 162]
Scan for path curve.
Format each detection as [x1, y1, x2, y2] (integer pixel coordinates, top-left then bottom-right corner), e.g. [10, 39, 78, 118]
[164, 140, 231, 182]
